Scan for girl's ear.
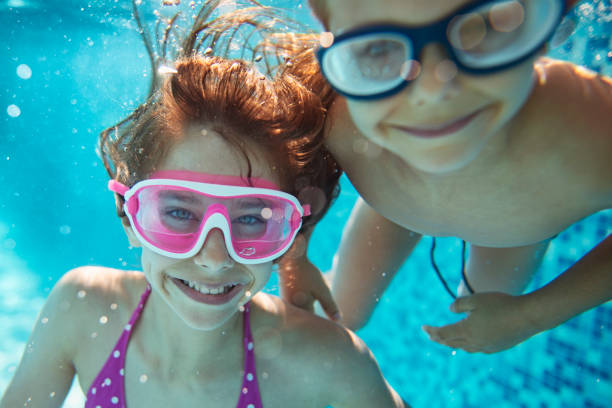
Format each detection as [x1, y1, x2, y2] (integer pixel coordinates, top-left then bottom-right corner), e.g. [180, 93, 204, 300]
[122, 223, 141, 248]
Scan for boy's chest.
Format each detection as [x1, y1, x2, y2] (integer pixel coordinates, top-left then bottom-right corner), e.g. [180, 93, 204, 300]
[334, 141, 604, 247]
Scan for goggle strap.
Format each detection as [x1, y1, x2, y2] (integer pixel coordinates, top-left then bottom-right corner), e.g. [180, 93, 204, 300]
[108, 180, 129, 196]
[303, 204, 311, 217]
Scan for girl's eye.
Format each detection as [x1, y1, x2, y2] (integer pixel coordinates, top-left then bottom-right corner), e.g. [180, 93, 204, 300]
[234, 214, 264, 225]
[167, 208, 197, 221]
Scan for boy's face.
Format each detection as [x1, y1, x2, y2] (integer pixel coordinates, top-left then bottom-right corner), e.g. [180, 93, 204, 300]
[324, 0, 539, 174]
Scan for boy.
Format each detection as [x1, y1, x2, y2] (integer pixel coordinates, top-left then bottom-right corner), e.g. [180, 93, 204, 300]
[280, 0, 612, 353]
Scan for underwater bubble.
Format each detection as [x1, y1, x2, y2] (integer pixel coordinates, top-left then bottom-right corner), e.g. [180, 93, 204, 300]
[110, 303, 118, 310]
[489, 1, 524, 33]
[435, 59, 458, 83]
[77, 290, 87, 299]
[7, 104, 21, 118]
[298, 186, 327, 216]
[49, 392, 55, 398]
[16, 64, 32, 79]
[139, 374, 148, 383]
[550, 18, 577, 47]
[400, 59, 421, 81]
[596, 2, 612, 22]
[319, 32, 334, 48]
[8, 0, 27, 6]
[260, 207, 272, 219]
[245, 290, 252, 298]
[4, 238, 16, 250]
[99, 316, 108, 324]
[41, 317, 49, 324]
[59, 225, 71, 235]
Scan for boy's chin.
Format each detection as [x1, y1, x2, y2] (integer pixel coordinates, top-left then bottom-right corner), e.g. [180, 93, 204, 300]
[405, 148, 482, 175]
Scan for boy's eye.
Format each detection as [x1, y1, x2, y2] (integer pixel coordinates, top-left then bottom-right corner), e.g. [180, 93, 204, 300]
[353, 39, 403, 59]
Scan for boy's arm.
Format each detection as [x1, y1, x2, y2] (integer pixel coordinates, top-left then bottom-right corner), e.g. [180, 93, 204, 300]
[278, 198, 420, 327]
[332, 198, 421, 329]
[0, 274, 81, 408]
[424, 234, 612, 353]
[278, 227, 341, 319]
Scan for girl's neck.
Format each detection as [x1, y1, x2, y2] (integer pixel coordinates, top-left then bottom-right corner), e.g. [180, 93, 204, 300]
[137, 290, 246, 378]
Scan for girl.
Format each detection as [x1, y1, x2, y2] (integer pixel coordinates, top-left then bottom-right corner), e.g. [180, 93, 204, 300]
[0, 2, 405, 407]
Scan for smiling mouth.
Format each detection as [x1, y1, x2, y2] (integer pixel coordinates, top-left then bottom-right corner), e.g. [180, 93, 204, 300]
[390, 108, 487, 138]
[171, 277, 244, 305]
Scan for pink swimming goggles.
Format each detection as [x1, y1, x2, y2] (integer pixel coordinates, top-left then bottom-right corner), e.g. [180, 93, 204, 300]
[108, 170, 310, 264]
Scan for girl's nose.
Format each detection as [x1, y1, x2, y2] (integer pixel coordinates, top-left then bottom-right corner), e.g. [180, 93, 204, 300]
[193, 228, 234, 271]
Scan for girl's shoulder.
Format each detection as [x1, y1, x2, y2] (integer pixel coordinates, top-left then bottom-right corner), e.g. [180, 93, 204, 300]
[250, 294, 392, 405]
[251, 293, 373, 365]
[54, 266, 146, 315]
[46, 267, 147, 344]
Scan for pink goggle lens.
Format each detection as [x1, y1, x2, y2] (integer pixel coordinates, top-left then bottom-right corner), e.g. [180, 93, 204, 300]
[130, 185, 299, 259]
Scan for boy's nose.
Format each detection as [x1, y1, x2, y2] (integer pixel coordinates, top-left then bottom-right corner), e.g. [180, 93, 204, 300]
[410, 43, 458, 99]
[193, 228, 234, 271]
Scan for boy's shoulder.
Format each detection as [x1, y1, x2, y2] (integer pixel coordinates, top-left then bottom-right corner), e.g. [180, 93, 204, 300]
[523, 57, 612, 196]
[531, 57, 612, 120]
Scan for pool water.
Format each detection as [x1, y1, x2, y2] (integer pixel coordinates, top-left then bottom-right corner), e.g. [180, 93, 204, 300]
[1, 0, 611, 407]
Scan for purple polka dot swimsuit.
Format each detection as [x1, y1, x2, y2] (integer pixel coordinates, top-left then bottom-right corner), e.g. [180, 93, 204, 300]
[85, 285, 263, 408]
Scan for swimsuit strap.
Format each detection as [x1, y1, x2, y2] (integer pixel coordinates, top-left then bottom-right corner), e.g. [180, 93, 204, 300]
[236, 302, 263, 408]
[84, 285, 152, 408]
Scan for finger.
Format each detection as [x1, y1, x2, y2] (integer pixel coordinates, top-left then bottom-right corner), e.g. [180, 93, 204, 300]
[316, 287, 341, 321]
[451, 296, 477, 313]
[421, 325, 450, 343]
[423, 328, 465, 348]
[290, 291, 315, 311]
[432, 321, 468, 342]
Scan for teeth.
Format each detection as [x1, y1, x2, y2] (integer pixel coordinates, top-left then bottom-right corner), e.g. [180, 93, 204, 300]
[182, 279, 235, 295]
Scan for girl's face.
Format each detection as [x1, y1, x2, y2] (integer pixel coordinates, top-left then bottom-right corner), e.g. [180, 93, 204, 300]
[325, 0, 538, 174]
[126, 126, 280, 331]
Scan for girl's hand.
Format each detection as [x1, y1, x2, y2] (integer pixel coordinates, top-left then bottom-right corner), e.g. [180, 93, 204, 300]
[278, 253, 341, 321]
[422, 292, 540, 353]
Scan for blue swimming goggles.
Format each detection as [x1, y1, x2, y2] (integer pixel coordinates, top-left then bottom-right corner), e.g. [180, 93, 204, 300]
[316, 0, 568, 100]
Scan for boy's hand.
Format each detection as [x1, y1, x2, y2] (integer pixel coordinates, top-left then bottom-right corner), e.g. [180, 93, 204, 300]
[279, 255, 341, 321]
[421, 292, 539, 353]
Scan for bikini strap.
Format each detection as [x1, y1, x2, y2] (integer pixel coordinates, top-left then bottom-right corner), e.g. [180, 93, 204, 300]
[237, 302, 263, 408]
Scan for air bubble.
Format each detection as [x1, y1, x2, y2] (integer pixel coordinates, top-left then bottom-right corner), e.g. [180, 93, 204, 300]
[7, 104, 21, 118]
[16, 64, 32, 79]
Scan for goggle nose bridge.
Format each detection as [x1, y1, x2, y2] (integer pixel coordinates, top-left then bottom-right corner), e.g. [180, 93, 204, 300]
[188, 203, 236, 258]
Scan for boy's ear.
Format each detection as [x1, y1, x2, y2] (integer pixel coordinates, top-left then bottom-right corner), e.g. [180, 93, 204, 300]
[565, 0, 579, 10]
[122, 223, 141, 248]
